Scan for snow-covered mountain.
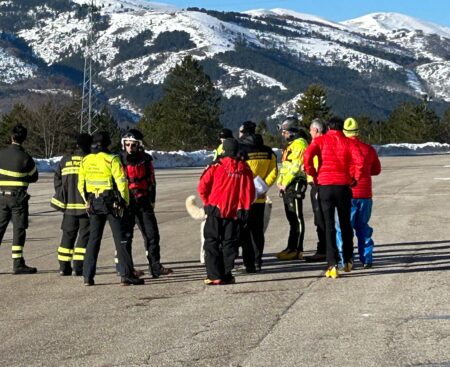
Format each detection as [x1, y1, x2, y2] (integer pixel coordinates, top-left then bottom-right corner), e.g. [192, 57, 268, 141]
[1, 0, 449, 129]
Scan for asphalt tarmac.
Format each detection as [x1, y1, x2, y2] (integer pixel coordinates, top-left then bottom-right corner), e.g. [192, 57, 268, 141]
[1, 155, 450, 366]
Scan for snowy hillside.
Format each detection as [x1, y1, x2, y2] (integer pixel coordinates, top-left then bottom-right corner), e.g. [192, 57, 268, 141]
[1, 1, 450, 125]
[0, 47, 36, 84]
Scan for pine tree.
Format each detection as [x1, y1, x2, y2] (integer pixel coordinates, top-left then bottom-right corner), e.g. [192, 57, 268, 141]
[0, 104, 31, 148]
[295, 84, 331, 129]
[439, 105, 450, 144]
[386, 101, 440, 144]
[139, 56, 222, 150]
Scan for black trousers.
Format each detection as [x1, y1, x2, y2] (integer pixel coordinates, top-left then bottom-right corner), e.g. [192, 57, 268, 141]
[0, 192, 29, 260]
[57, 214, 90, 272]
[283, 181, 306, 252]
[241, 202, 265, 269]
[318, 185, 354, 267]
[310, 183, 326, 255]
[203, 215, 239, 280]
[83, 198, 133, 280]
[121, 200, 162, 276]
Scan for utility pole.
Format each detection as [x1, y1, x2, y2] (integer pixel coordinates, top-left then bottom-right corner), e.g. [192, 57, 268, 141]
[80, 0, 98, 134]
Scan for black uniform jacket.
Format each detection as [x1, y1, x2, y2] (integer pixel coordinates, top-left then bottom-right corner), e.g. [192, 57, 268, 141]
[51, 151, 87, 216]
[0, 143, 38, 191]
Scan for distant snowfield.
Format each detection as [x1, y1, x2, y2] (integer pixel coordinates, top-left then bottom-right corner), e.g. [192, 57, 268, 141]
[35, 142, 450, 172]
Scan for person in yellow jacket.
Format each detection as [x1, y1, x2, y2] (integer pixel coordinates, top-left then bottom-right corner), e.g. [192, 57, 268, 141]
[78, 131, 143, 286]
[276, 117, 309, 261]
[238, 121, 278, 272]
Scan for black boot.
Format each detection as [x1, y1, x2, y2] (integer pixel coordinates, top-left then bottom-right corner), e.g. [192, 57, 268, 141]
[120, 276, 145, 286]
[59, 261, 72, 276]
[72, 260, 83, 276]
[13, 258, 37, 275]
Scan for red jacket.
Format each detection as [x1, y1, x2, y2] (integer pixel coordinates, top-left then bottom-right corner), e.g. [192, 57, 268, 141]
[304, 130, 364, 186]
[198, 157, 255, 220]
[349, 137, 381, 198]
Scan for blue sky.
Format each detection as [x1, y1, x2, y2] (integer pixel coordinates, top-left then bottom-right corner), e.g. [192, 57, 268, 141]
[153, 0, 450, 27]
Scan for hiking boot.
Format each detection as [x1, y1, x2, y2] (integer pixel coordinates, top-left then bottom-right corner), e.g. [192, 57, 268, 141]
[152, 265, 173, 279]
[304, 253, 326, 262]
[121, 276, 145, 286]
[133, 269, 145, 278]
[222, 275, 236, 285]
[277, 249, 298, 261]
[204, 278, 222, 285]
[343, 260, 353, 273]
[325, 266, 339, 279]
[84, 278, 95, 286]
[275, 248, 290, 258]
[13, 259, 37, 275]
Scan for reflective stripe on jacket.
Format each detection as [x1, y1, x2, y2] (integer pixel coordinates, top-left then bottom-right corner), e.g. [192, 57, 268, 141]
[0, 144, 38, 190]
[78, 152, 129, 205]
[51, 153, 88, 215]
[277, 138, 308, 187]
[239, 136, 278, 203]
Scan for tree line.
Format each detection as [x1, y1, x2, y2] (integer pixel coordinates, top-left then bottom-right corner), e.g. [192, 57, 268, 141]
[1, 55, 449, 158]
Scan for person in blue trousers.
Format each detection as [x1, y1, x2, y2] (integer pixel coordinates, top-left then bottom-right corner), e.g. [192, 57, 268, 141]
[336, 118, 381, 269]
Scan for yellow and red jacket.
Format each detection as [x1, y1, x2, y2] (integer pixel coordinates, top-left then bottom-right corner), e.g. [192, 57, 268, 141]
[277, 137, 308, 187]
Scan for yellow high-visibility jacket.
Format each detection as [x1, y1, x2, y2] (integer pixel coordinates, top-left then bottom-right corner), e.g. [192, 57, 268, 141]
[277, 137, 308, 187]
[213, 143, 224, 161]
[78, 152, 129, 205]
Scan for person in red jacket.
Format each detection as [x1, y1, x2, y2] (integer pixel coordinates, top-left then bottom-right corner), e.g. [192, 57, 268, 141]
[119, 129, 173, 279]
[198, 138, 255, 285]
[335, 118, 381, 269]
[304, 117, 364, 279]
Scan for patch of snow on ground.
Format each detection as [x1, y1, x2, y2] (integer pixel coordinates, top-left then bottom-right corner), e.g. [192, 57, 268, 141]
[216, 63, 287, 98]
[405, 69, 426, 95]
[270, 93, 303, 120]
[34, 143, 450, 172]
[0, 48, 36, 84]
[416, 61, 450, 102]
[28, 89, 73, 96]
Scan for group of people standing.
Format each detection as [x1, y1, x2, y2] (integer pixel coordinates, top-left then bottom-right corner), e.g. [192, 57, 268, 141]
[198, 116, 381, 284]
[0, 115, 380, 287]
[0, 125, 172, 286]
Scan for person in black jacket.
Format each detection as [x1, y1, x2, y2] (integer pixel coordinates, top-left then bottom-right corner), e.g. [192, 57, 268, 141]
[119, 129, 173, 279]
[51, 134, 92, 276]
[0, 124, 39, 274]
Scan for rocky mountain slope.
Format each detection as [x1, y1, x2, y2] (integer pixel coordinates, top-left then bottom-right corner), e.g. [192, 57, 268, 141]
[1, 0, 449, 129]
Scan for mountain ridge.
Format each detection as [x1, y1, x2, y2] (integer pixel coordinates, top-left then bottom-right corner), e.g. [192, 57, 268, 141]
[0, 0, 449, 129]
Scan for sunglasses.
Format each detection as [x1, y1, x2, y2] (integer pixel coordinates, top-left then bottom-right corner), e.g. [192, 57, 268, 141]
[125, 143, 138, 147]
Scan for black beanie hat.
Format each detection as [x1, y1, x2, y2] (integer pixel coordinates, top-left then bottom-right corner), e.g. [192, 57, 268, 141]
[77, 133, 93, 152]
[92, 131, 111, 148]
[222, 138, 239, 157]
[239, 121, 256, 135]
[219, 128, 233, 139]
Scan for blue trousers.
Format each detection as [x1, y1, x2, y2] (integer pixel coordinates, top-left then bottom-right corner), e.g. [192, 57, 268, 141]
[336, 198, 374, 266]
